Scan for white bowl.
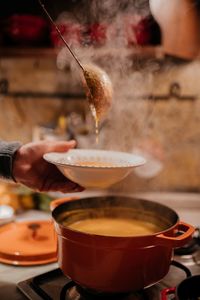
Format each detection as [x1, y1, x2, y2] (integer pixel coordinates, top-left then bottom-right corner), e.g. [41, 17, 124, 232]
[43, 149, 146, 189]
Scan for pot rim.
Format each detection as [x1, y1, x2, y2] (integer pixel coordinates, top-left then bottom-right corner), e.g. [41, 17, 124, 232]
[51, 196, 180, 242]
[51, 195, 194, 247]
[53, 220, 193, 248]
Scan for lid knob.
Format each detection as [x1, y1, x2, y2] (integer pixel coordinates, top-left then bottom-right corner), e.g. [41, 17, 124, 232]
[28, 223, 41, 239]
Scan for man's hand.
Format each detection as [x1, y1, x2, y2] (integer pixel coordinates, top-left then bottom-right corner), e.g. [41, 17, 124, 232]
[12, 140, 84, 193]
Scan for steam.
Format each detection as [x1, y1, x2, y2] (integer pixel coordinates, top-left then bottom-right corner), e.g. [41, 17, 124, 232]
[99, 61, 158, 152]
[56, 0, 159, 153]
[71, 0, 150, 23]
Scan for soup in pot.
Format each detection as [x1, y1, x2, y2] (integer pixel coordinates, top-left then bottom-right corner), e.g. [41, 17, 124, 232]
[67, 218, 159, 237]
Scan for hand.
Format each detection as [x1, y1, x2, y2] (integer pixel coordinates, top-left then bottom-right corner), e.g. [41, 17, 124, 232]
[12, 140, 84, 193]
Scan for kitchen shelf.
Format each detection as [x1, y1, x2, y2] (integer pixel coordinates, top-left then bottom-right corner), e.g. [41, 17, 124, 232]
[0, 47, 58, 58]
[0, 45, 163, 59]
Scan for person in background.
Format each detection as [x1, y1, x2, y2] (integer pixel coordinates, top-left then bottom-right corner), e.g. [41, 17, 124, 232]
[0, 140, 84, 193]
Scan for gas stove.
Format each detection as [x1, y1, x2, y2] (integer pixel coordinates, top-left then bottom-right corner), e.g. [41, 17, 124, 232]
[16, 192, 200, 300]
[17, 229, 200, 300]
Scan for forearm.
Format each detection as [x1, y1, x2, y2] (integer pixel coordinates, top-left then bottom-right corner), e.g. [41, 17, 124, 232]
[0, 140, 22, 181]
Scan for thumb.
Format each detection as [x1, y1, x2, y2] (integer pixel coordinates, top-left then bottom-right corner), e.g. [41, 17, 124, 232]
[47, 140, 76, 153]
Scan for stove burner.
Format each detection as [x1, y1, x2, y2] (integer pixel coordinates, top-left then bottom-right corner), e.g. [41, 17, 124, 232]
[64, 284, 132, 300]
[161, 261, 192, 300]
[171, 260, 192, 277]
[176, 275, 200, 300]
[161, 275, 200, 300]
[64, 284, 151, 300]
[174, 228, 200, 256]
[16, 260, 195, 300]
[63, 283, 130, 300]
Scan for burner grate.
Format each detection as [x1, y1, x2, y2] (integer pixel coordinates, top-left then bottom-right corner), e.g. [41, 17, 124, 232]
[18, 269, 70, 300]
[17, 261, 194, 300]
[170, 260, 192, 277]
[174, 228, 200, 256]
[63, 284, 148, 300]
[17, 268, 157, 300]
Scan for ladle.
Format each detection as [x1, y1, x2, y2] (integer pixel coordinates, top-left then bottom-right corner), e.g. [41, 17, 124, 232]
[38, 0, 113, 127]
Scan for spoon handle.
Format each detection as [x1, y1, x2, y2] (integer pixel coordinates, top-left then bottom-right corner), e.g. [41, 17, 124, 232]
[38, 0, 84, 72]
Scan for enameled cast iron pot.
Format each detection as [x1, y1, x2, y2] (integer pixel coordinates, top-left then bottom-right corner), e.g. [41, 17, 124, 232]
[51, 195, 194, 293]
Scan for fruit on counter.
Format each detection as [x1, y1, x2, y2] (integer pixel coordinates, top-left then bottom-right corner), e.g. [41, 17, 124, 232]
[0, 183, 52, 212]
[35, 193, 53, 212]
[19, 194, 35, 210]
[19, 192, 53, 211]
[17, 187, 53, 211]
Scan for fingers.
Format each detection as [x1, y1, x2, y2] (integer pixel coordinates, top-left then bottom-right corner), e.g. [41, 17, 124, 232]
[38, 169, 84, 193]
[51, 182, 84, 193]
[46, 140, 77, 153]
[39, 181, 84, 193]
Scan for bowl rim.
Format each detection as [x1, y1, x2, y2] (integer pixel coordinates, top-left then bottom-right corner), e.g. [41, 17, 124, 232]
[43, 149, 146, 169]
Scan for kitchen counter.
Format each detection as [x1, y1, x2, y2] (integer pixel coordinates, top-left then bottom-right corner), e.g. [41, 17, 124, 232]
[0, 192, 199, 300]
[0, 262, 58, 299]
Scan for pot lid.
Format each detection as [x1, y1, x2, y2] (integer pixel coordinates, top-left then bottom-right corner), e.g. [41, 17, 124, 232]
[0, 220, 57, 266]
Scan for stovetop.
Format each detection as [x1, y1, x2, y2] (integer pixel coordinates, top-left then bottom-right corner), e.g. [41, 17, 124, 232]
[16, 192, 200, 300]
[15, 263, 190, 300]
[17, 230, 200, 300]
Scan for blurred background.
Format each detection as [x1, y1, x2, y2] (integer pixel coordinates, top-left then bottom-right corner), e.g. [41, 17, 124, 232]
[0, 0, 200, 213]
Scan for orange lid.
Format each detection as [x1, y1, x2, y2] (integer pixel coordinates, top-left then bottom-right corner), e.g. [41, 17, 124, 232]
[0, 220, 57, 266]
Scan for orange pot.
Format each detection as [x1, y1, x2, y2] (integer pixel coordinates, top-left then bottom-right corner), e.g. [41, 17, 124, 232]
[51, 196, 194, 293]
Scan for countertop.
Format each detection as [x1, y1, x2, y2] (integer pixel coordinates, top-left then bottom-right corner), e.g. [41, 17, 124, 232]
[0, 191, 200, 300]
[0, 262, 58, 299]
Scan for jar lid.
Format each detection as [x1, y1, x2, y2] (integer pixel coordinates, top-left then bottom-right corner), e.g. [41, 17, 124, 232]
[0, 220, 57, 266]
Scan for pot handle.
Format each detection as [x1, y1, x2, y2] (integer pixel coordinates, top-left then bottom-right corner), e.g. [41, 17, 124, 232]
[50, 197, 78, 211]
[161, 287, 176, 300]
[155, 221, 195, 247]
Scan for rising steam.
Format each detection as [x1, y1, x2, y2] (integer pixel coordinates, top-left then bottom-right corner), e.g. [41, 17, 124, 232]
[56, 0, 159, 152]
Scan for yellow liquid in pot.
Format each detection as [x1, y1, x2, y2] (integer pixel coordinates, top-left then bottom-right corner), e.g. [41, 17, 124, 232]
[67, 218, 158, 237]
